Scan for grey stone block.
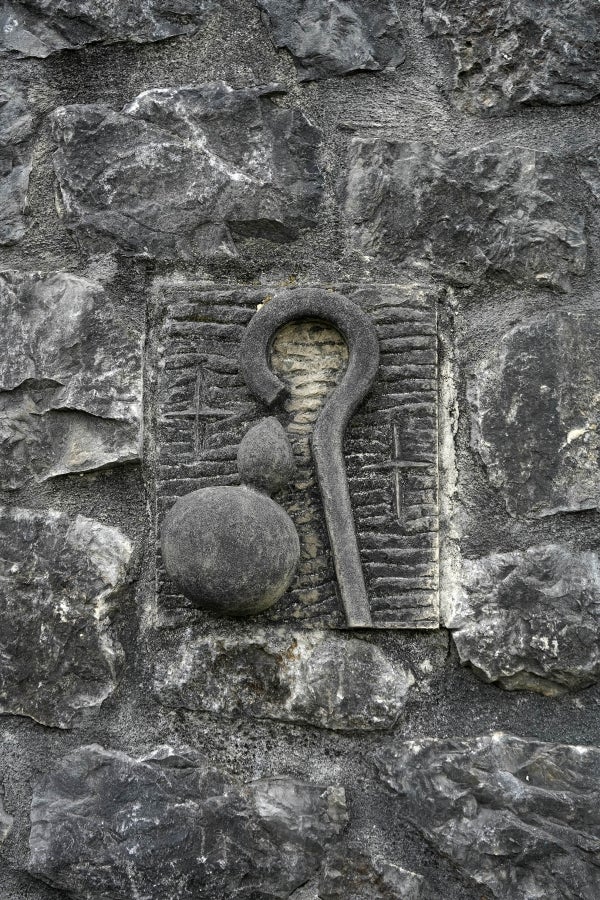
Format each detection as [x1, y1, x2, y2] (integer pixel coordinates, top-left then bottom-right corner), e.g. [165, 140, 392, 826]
[319, 845, 425, 898]
[257, 0, 405, 81]
[424, 0, 600, 115]
[377, 732, 600, 900]
[344, 139, 587, 291]
[29, 744, 347, 899]
[0, 506, 133, 728]
[448, 545, 600, 695]
[155, 629, 414, 731]
[0, 0, 215, 57]
[52, 83, 323, 259]
[0, 84, 32, 245]
[469, 311, 600, 517]
[0, 270, 142, 488]
[0, 792, 12, 845]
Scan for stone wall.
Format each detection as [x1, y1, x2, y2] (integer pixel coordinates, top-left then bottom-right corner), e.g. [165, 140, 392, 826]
[1, 2, 600, 898]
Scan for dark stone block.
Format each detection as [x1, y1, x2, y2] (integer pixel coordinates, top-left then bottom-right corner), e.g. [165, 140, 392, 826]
[319, 845, 424, 898]
[424, 0, 600, 115]
[29, 744, 347, 899]
[0, 84, 32, 245]
[377, 732, 600, 900]
[448, 544, 600, 695]
[344, 140, 587, 291]
[0, 0, 215, 57]
[0, 506, 133, 728]
[0, 270, 142, 488]
[52, 83, 323, 259]
[0, 791, 12, 845]
[469, 311, 600, 517]
[154, 629, 414, 731]
[257, 0, 405, 81]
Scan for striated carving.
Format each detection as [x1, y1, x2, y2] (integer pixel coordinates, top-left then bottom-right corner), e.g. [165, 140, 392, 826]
[156, 283, 440, 629]
[240, 290, 379, 627]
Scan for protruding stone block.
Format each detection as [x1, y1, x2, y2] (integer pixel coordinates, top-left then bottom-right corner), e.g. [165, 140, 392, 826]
[0, 792, 12, 845]
[155, 629, 414, 731]
[0, 270, 142, 488]
[0, 506, 133, 728]
[29, 744, 347, 899]
[0, 0, 215, 57]
[344, 140, 587, 291]
[319, 846, 425, 898]
[257, 0, 405, 81]
[52, 84, 323, 259]
[377, 732, 600, 900]
[0, 83, 32, 244]
[469, 311, 600, 517]
[424, 0, 600, 115]
[448, 545, 600, 695]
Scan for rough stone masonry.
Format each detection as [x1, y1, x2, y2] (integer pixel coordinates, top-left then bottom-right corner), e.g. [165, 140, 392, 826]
[1, 2, 600, 899]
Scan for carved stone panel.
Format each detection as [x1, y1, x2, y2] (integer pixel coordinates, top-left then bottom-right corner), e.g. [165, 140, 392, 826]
[154, 283, 439, 629]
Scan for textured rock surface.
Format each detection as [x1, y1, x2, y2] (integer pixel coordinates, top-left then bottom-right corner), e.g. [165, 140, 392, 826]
[469, 311, 600, 517]
[0, 83, 32, 244]
[0, 506, 132, 728]
[0, 791, 12, 845]
[377, 732, 600, 900]
[257, 0, 405, 81]
[29, 744, 347, 899]
[319, 846, 424, 899]
[52, 83, 323, 259]
[345, 140, 587, 290]
[0, 0, 215, 57]
[448, 545, 600, 695]
[424, 0, 600, 115]
[0, 270, 142, 488]
[155, 629, 413, 731]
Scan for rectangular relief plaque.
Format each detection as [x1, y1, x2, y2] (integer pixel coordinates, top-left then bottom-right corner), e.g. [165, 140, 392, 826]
[154, 283, 440, 629]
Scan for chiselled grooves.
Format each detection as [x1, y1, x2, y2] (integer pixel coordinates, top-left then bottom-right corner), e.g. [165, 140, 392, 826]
[240, 289, 380, 627]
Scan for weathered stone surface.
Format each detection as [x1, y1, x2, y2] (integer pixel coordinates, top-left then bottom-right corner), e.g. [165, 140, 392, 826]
[319, 846, 424, 899]
[344, 140, 587, 291]
[424, 0, 600, 116]
[0, 506, 132, 728]
[29, 744, 347, 899]
[0, 270, 142, 488]
[0, 0, 215, 57]
[161, 486, 301, 616]
[257, 0, 405, 81]
[157, 283, 440, 629]
[0, 791, 12, 845]
[377, 732, 600, 900]
[448, 545, 600, 695]
[0, 84, 32, 244]
[52, 84, 323, 259]
[155, 629, 414, 731]
[237, 417, 296, 496]
[469, 311, 600, 517]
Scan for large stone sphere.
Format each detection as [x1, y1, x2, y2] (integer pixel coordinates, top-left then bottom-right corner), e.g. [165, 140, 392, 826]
[161, 485, 300, 616]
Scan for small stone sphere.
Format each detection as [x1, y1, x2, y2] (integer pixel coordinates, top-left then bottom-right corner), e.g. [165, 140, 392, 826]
[237, 417, 295, 495]
[161, 485, 300, 616]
